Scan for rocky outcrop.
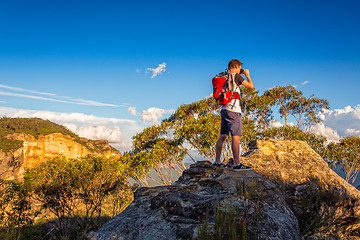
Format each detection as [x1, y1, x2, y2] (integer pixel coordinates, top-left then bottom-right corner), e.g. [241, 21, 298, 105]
[0, 133, 120, 180]
[90, 139, 360, 240]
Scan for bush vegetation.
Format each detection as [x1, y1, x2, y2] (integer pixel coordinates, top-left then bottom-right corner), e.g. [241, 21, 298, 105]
[0, 117, 78, 139]
[197, 179, 263, 240]
[0, 155, 133, 240]
[0, 138, 24, 153]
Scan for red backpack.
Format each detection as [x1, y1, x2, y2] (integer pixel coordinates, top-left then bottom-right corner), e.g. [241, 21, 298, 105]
[212, 72, 240, 105]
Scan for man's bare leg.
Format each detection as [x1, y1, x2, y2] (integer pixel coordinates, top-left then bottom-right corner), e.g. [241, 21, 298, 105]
[232, 135, 240, 165]
[215, 134, 227, 163]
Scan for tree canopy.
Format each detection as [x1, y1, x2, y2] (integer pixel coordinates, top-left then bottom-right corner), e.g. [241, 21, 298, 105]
[122, 85, 360, 186]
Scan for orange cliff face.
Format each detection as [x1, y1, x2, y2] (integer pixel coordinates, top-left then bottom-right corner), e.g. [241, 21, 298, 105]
[0, 133, 121, 180]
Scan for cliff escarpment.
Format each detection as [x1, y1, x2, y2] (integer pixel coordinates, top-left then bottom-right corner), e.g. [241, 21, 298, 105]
[0, 118, 120, 180]
[91, 139, 360, 240]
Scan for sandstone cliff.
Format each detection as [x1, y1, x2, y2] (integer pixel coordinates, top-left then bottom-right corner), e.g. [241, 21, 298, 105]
[0, 132, 120, 180]
[90, 139, 360, 240]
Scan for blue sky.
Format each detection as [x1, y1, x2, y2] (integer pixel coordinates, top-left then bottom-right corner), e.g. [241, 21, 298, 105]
[0, 0, 360, 151]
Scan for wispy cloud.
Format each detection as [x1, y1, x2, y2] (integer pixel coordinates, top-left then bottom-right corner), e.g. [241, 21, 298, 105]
[0, 83, 125, 107]
[65, 97, 120, 107]
[302, 81, 309, 85]
[0, 84, 55, 96]
[0, 91, 72, 104]
[146, 63, 166, 78]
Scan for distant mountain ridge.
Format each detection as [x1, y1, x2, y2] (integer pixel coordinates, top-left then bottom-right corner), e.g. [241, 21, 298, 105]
[0, 117, 120, 180]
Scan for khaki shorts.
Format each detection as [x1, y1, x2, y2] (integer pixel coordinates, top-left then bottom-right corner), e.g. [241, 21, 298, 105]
[220, 110, 243, 136]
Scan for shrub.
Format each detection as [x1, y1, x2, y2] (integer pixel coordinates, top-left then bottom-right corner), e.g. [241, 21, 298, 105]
[0, 179, 38, 240]
[24, 155, 133, 239]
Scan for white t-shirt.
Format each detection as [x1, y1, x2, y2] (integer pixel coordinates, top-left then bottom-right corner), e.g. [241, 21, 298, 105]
[221, 72, 244, 113]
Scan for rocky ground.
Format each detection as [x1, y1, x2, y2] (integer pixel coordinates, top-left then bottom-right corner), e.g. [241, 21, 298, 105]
[89, 139, 360, 240]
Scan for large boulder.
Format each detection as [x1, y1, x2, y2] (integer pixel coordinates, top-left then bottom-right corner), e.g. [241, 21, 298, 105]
[89, 139, 360, 240]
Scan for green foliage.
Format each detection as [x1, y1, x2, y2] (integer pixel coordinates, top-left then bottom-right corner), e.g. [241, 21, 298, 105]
[290, 179, 342, 238]
[198, 204, 248, 240]
[0, 138, 23, 153]
[238, 87, 260, 118]
[0, 117, 78, 139]
[127, 97, 222, 186]
[0, 179, 37, 240]
[264, 85, 302, 125]
[20, 155, 132, 239]
[0, 155, 133, 240]
[174, 113, 220, 160]
[198, 179, 263, 240]
[239, 117, 257, 153]
[288, 95, 329, 130]
[325, 136, 360, 183]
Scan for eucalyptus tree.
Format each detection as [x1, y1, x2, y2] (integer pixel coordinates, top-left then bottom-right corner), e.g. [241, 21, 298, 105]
[326, 136, 360, 183]
[252, 94, 275, 131]
[264, 85, 302, 126]
[127, 121, 187, 186]
[238, 87, 259, 118]
[288, 95, 329, 131]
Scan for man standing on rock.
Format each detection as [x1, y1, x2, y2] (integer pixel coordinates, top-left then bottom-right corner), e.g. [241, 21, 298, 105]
[213, 59, 254, 170]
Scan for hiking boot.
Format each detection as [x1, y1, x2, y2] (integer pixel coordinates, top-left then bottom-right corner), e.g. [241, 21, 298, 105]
[233, 164, 251, 171]
[213, 162, 225, 167]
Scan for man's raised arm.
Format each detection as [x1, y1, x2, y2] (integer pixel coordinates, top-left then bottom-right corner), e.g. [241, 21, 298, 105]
[241, 69, 254, 89]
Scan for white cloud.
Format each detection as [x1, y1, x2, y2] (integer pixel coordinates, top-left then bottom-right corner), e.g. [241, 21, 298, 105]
[302, 81, 309, 85]
[64, 124, 121, 142]
[318, 105, 360, 137]
[146, 63, 166, 78]
[269, 120, 295, 128]
[309, 123, 340, 143]
[63, 124, 131, 150]
[345, 128, 360, 136]
[0, 106, 143, 152]
[128, 106, 137, 116]
[0, 83, 124, 107]
[140, 107, 174, 123]
[269, 120, 340, 143]
[269, 120, 284, 128]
